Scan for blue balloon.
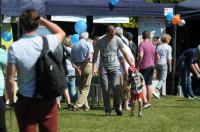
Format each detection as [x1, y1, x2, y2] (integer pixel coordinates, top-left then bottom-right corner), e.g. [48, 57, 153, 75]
[71, 34, 80, 45]
[109, 0, 119, 6]
[75, 20, 87, 34]
[2, 31, 12, 42]
[166, 12, 174, 22]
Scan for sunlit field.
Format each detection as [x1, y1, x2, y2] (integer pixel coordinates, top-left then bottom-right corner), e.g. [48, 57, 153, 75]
[6, 96, 200, 132]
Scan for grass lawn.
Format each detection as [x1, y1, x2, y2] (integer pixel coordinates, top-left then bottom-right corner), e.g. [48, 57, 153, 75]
[6, 96, 200, 132]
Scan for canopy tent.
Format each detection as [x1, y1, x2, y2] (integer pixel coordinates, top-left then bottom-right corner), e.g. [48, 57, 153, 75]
[176, 0, 200, 19]
[46, 0, 174, 17]
[1, 0, 174, 17]
[1, 0, 46, 16]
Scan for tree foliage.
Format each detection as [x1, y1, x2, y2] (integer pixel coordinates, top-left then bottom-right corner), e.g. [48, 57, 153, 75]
[115, 17, 138, 28]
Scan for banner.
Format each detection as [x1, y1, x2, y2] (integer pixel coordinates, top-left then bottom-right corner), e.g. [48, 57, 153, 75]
[51, 16, 86, 22]
[138, 17, 166, 45]
[1, 23, 13, 51]
[93, 16, 129, 23]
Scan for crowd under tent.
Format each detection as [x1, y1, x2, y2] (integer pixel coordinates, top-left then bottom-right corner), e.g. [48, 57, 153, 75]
[1, 0, 178, 94]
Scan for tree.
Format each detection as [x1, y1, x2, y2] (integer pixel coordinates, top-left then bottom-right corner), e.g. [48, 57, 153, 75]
[116, 17, 138, 28]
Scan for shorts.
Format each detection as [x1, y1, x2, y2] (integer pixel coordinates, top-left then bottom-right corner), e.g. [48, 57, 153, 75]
[140, 67, 154, 85]
[131, 92, 144, 100]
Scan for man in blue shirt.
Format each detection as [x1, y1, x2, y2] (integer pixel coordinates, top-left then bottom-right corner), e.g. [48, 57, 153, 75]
[178, 48, 200, 99]
[71, 32, 94, 111]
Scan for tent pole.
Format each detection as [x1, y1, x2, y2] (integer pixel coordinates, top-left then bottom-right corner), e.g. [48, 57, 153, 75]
[172, 24, 177, 95]
[171, 3, 178, 95]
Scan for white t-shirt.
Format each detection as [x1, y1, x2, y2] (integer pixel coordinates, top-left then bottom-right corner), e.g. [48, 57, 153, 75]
[157, 43, 172, 64]
[119, 44, 134, 75]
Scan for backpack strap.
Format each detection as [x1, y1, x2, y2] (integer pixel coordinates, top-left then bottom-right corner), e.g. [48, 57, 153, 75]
[33, 36, 49, 98]
[41, 36, 49, 52]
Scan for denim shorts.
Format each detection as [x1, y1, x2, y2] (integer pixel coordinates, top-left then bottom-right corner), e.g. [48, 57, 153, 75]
[139, 67, 154, 85]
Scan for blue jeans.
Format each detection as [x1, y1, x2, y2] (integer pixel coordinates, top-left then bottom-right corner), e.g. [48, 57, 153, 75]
[180, 61, 195, 98]
[67, 76, 77, 103]
[99, 67, 121, 113]
[156, 64, 168, 90]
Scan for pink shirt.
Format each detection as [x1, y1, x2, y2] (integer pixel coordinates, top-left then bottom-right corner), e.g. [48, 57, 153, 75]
[139, 40, 157, 70]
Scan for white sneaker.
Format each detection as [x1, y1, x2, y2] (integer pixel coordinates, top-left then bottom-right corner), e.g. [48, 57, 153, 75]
[188, 96, 195, 100]
[142, 103, 151, 109]
[153, 92, 160, 99]
[193, 96, 198, 99]
[138, 111, 143, 117]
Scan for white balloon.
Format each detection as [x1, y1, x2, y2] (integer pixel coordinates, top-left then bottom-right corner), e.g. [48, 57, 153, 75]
[178, 19, 186, 26]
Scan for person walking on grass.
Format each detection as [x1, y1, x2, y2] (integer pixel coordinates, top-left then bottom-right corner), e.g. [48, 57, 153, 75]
[6, 9, 65, 132]
[57, 36, 77, 110]
[153, 34, 172, 99]
[93, 25, 134, 116]
[71, 32, 94, 111]
[138, 31, 160, 109]
[128, 66, 145, 117]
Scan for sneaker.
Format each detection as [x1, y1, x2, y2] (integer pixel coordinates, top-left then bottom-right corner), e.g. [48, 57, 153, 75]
[125, 106, 131, 111]
[73, 106, 81, 111]
[138, 111, 143, 117]
[82, 105, 90, 111]
[153, 91, 160, 99]
[142, 102, 151, 109]
[194, 96, 198, 99]
[83, 108, 90, 112]
[115, 110, 123, 116]
[187, 96, 195, 100]
[68, 104, 73, 111]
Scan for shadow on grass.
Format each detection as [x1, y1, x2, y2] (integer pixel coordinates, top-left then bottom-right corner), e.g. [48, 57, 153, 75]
[66, 111, 124, 117]
[153, 105, 200, 109]
[175, 99, 200, 102]
[60, 105, 104, 111]
[62, 111, 111, 117]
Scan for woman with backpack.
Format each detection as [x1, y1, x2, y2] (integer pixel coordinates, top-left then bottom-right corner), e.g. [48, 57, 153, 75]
[6, 9, 65, 132]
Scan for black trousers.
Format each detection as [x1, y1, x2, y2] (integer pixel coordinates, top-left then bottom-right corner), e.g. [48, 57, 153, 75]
[0, 96, 7, 132]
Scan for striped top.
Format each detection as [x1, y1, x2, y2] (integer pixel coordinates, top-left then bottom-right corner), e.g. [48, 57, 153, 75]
[8, 34, 60, 97]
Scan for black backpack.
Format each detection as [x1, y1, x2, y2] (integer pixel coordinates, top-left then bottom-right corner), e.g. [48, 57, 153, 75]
[35, 37, 67, 99]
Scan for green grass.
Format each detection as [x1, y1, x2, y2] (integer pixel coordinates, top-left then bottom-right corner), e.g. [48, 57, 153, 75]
[6, 96, 200, 132]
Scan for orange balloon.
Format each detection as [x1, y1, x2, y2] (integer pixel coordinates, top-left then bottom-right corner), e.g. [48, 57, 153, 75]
[172, 15, 180, 25]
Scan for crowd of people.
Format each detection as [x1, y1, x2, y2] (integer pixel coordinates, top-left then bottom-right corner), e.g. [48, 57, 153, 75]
[1, 9, 200, 132]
